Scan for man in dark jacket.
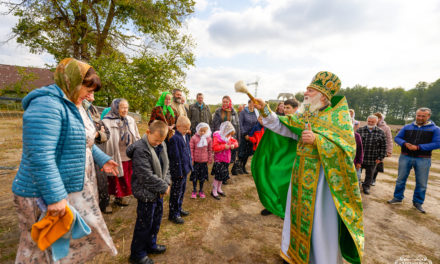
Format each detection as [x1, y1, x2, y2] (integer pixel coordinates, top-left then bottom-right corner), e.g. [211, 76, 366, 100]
[188, 93, 212, 134]
[126, 120, 171, 264]
[388, 108, 440, 213]
[167, 116, 193, 224]
[357, 115, 387, 194]
[238, 100, 258, 174]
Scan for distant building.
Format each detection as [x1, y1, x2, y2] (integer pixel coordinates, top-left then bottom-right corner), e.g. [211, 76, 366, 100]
[268, 92, 296, 104]
[0, 64, 53, 96]
[277, 93, 295, 101]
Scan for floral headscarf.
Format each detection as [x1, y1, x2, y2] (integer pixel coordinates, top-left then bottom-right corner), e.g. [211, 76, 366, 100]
[222, 96, 232, 111]
[196, 122, 212, 147]
[54, 58, 92, 104]
[104, 98, 133, 146]
[156, 92, 175, 117]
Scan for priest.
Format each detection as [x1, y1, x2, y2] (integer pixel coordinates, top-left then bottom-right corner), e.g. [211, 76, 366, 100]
[253, 71, 364, 264]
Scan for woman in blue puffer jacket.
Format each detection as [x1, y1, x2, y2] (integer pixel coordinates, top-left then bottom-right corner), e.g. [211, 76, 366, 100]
[12, 58, 119, 262]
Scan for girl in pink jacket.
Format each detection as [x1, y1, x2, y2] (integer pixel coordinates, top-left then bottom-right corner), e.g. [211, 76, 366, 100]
[189, 123, 213, 199]
[210, 121, 238, 200]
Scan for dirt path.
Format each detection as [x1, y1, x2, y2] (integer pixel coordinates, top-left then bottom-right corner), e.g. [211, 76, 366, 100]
[361, 165, 440, 264]
[89, 168, 286, 264]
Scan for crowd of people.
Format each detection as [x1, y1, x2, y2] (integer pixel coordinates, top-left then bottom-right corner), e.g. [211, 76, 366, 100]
[10, 58, 440, 264]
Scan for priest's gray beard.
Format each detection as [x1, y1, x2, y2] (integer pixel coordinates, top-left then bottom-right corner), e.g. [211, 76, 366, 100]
[297, 92, 325, 114]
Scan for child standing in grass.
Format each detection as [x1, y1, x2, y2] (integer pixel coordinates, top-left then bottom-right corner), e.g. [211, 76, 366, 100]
[168, 116, 193, 224]
[190, 123, 213, 199]
[211, 121, 238, 200]
[126, 120, 170, 264]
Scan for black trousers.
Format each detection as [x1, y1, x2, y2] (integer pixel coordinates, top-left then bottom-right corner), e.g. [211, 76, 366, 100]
[130, 198, 163, 259]
[190, 162, 208, 192]
[362, 164, 377, 189]
[372, 162, 384, 183]
[95, 163, 109, 211]
[169, 175, 187, 219]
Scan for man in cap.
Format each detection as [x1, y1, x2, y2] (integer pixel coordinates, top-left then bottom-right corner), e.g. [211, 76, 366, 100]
[253, 71, 363, 264]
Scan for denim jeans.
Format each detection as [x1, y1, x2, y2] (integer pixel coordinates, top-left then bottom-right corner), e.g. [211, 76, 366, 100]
[356, 168, 362, 184]
[393, 155, 431, 204]
[169, 175, 187, 219]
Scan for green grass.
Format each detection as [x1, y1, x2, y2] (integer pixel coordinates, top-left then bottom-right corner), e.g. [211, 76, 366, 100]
[0, 251, 16, 262]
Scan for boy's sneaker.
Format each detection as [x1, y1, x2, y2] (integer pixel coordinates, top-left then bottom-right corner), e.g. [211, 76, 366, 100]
[387, 198, 402, 204]
[191, 192, 197, 199]
[199, 191, 206, 199]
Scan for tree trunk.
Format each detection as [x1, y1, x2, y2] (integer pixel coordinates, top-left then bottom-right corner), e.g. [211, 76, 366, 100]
[96, 0, 116, 58]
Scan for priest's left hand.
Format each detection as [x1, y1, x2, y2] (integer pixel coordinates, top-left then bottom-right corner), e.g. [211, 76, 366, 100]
[302, 130, 316, 144]
[102, 160, 119, 176]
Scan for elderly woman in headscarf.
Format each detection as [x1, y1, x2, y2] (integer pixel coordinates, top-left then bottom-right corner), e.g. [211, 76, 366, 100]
[349, 109, 360, 131]
[83, 92, 113, 214]
[102, 98, 141, 206]
[12, 58, 118, 263]
[149, 91, 180, 140]
[212, 95, 241, 178]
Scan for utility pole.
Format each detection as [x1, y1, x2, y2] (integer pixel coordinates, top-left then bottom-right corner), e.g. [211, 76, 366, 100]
[247, 77, 260, 97]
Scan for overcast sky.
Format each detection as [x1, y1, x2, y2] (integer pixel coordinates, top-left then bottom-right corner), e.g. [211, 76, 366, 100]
[1, 0, 440, 104]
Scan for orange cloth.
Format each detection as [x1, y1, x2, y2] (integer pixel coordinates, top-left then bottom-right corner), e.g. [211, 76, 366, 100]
[31, 206, 74, 251]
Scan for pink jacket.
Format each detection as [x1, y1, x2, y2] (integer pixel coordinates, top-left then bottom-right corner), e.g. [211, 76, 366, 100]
[190, 134, 213, 163]
[212, 131, 238, 163]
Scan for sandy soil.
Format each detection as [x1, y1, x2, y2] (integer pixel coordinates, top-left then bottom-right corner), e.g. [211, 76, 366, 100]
[0, 117, 439, 263]
[1, 155, 439, 264]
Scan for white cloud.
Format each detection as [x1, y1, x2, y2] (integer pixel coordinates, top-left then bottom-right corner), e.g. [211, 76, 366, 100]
[185, 0, 440, 104]
[1, 1, 440, 105]
[186, 65, 318, 104]
[195, 0, 209, 12]
[0, 6, 54, 67]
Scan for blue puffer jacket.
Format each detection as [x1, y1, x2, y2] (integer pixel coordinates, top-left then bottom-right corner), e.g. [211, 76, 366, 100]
[12, 84, 111, 204]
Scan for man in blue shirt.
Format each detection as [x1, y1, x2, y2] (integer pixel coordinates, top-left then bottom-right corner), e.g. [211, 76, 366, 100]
[388, 108, 440, 213]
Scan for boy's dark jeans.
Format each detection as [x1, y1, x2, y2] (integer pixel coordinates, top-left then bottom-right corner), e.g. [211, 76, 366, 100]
[169, 176, 187, 219]
[130, 198, 163, 259]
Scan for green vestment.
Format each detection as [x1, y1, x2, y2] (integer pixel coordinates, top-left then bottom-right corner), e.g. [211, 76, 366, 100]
[252, 95, 364, 264]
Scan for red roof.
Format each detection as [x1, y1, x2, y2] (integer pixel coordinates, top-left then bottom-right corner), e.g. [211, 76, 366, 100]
[0, 64, 54, 92]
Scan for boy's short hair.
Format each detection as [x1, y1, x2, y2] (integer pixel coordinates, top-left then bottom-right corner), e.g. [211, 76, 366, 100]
[284, 99, 299, 108]
[149, 120, 169, 137]
[176, 116, 191, 126]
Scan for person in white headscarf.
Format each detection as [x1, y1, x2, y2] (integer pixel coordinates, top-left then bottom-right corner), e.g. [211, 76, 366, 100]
[189, 123, 213, 199]
[210, 121, 238, 200]
[349, 109, 360, 131]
